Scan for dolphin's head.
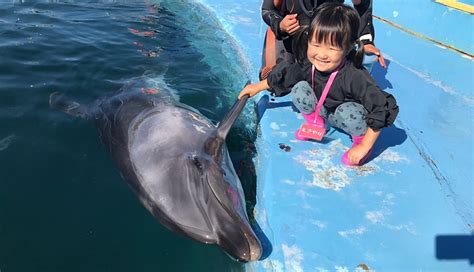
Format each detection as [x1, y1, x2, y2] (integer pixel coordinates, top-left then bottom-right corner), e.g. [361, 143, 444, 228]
[177, 147, 261, 262]
[128, 118, 261, 262]
[132, 140, 261, 262]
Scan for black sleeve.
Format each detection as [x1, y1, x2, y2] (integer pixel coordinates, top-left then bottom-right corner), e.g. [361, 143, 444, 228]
[267, 59, 310, 97]
[353, 0, 375, 44]
[349, 70, 399, 131]
[261, 0, 287, 39]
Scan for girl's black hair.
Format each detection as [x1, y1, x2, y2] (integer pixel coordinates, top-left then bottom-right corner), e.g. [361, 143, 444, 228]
[292, 2, 364, 68]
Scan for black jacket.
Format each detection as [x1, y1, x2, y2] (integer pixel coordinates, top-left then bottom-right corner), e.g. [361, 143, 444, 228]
[267, 59, 398, 131]
[262, 0, 375, 52]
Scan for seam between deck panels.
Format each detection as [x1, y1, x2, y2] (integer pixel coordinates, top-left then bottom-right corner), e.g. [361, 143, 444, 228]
[433, 0, 474, 14]
[396, 119, 473, 231]
[373, 15, 474, 60]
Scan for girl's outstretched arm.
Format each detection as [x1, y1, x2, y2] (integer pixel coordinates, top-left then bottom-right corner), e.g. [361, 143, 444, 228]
[347, 127, 380, 164]
[238, 79, 270, 99]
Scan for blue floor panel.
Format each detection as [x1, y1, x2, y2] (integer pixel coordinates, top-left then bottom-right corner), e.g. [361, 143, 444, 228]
[198, 0, 473, 270]
[375, 0, 473, 54]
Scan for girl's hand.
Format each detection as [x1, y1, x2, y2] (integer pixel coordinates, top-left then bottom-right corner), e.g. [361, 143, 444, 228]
[238, 80, 269, 99]
[347, 144, 371, 165]
[238, 84, 259, 99]
[279, 14, 300, 35]
[363, 44, 387, 68]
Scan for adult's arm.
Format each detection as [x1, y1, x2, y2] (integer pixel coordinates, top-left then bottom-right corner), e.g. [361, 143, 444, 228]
[261, 0, 286, 39]
[353, 0, 375, 45]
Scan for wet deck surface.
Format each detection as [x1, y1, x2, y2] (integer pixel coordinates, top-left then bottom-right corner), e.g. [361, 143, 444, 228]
[200, 0, 473, 270]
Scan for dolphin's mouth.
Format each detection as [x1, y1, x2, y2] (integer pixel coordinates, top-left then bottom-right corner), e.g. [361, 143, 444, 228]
[205, 164, 262, 262]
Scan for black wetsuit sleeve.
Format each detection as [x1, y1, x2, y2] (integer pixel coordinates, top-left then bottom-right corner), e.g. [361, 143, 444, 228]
[348, 70, 399, 131]
[353, 0, 375, 44]
[267, 59, 310, 97]
[261, 0, 286, 39]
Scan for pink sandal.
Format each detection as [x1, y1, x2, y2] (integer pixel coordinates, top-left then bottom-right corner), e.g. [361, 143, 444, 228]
[341, 135, 372, 166]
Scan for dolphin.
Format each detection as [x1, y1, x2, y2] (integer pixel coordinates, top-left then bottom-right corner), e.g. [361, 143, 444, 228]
[50, 76, 261, 262]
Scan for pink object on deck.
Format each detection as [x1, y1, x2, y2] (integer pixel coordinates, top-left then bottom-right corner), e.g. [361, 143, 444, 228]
[295, 112, 326, 141]
[295, 122, 326, 141]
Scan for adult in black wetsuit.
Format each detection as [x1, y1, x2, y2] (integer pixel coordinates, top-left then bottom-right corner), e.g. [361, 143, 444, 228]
[261, 0, 386, 68]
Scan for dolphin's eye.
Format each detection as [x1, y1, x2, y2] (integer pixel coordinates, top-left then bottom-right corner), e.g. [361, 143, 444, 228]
[193, 157, 203, 170]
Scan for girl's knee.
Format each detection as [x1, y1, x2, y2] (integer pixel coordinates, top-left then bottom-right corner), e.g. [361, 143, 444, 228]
[331, 102, 368, 135]
[291, 81, 315, 114]
[334, 102, 367, 118]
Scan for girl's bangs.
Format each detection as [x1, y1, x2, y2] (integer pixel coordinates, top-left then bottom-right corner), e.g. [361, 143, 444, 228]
[311, 22, 347, 49]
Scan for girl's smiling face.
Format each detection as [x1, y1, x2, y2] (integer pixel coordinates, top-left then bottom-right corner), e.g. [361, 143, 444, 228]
[307, 36, 346, 73]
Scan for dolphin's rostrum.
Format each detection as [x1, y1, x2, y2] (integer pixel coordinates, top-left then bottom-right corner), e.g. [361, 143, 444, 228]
[50, 77, 261, 262]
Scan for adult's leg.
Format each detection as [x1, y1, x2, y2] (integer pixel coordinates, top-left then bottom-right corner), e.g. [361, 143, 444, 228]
[259, 29, 291, 80]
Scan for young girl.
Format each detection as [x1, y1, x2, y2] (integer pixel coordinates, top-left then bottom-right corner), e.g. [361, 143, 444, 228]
[239, 2, 398, 166]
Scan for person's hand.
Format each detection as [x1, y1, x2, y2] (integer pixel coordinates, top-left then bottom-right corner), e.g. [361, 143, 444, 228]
[347, 143, 371, 165]
[279, 14, 300, 35]
[364, 44, 387, 69]
[238, 84, 260, 99]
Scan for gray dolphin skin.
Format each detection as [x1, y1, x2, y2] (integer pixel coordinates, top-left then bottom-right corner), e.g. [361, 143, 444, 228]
[50, 76, 261, 262]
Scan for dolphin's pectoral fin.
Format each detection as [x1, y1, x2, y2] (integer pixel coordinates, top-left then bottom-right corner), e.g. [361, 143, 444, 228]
[204, 95, 249, 159]
[49, 92, 90, 119]
[216, 92, 249, 140]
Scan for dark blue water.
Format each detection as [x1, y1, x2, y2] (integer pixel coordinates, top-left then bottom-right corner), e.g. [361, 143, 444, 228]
[0, 1, 256, 271]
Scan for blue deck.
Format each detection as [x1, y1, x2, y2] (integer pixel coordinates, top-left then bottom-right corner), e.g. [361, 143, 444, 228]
[200, 0, 473, 270]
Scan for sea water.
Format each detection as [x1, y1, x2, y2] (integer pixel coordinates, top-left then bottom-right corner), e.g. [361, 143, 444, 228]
[0, 1, 256, 271]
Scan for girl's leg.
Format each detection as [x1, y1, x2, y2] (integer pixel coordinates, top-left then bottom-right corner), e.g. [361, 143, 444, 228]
[291, 81, 316, 114]
[329, 102, 371, 166]
[328, 102, 367, 136]
[291, 81, 328, 117]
